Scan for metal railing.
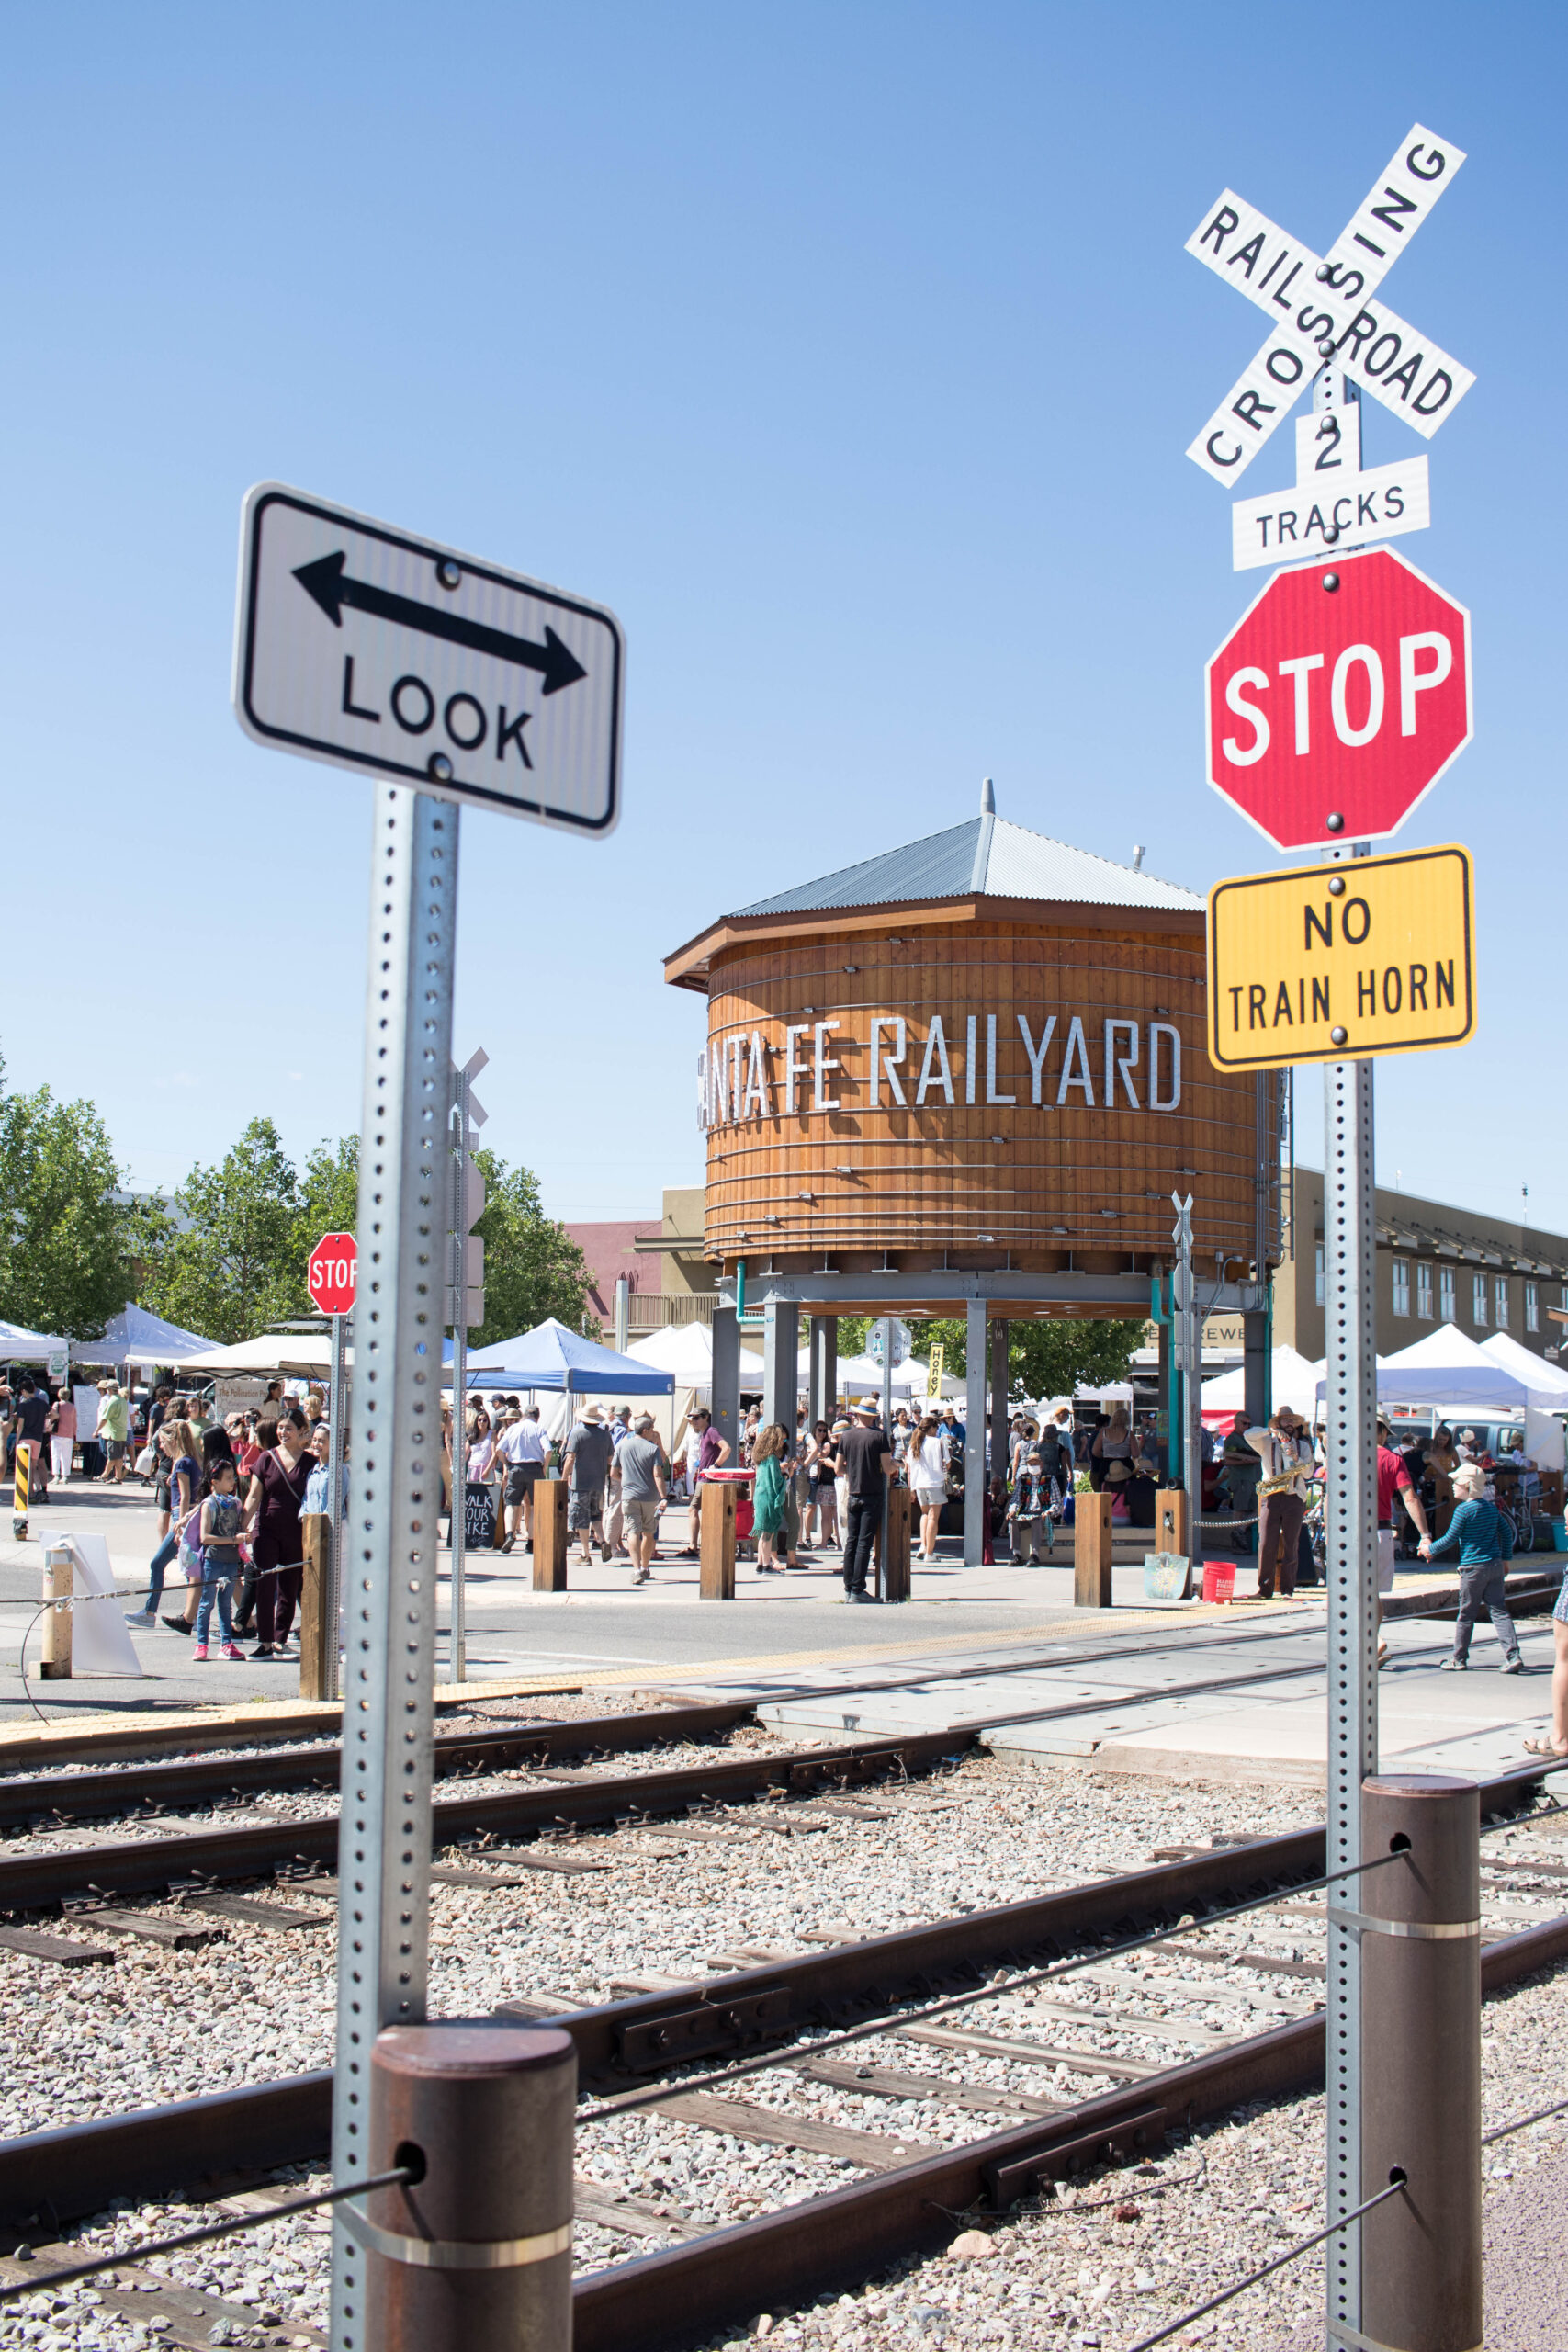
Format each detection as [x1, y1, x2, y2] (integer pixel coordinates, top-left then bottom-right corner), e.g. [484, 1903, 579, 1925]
[625, 1294, 721, 1329]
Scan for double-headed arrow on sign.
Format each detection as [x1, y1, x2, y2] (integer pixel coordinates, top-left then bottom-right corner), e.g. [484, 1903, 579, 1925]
[293, 550, 589, 695]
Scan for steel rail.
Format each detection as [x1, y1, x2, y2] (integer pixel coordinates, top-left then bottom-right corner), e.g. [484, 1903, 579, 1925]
[0, 1763, 1554, 2247]
[0, 1807, 1329, 2229]
[570, 1905, 1568, 2352]
[10, 1584, 1556, 1834]
[0, 1701, 756, 1830]
[0, 1728, 970, 1910]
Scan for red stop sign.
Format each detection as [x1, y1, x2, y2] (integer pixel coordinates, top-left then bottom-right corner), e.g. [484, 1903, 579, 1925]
[307, 1231, 357, 1316]
[1205, 547, 1472, 853]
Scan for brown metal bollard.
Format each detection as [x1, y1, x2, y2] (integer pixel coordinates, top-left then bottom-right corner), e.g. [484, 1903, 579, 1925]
[299, 1514, 333, 1700]
[1152, 1487, 1190, 1567]
[356, 2022, 575, 2351]
[1359, 1773, 1482, 2352]
[699, 1477, 736, 1598]
[882, 1487, 912, 1602]
[1074, 1489, 1114, 1607]
[532, 1479, 570, 1590]
[39, 1544, 72, 1679]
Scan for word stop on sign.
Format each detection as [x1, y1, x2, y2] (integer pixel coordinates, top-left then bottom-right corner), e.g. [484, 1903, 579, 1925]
[1205, 547, 1472, 854]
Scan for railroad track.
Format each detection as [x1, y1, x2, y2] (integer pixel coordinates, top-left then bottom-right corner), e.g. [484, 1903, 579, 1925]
[0, 1698, 757, 1830]
[7, 1590, 1556, 1827]
[0, 1769, 1561, 2220]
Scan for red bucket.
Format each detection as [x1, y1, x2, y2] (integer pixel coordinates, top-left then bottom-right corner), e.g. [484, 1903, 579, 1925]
[1201, 1560, 1236, 1605]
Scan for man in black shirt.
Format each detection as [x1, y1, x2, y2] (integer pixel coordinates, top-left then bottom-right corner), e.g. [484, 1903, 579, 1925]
[14, 1376, 51, 1502]
[840, 1398, 894, 1602]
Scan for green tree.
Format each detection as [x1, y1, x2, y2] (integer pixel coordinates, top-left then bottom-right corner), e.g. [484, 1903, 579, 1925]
[295, 1136, 360, 1265]
[137, 1117, 302, 1344]
[0, 1067, 138, 1339]
[908, 1316, 1142, 1403]
[471, 1149, 596, 1347]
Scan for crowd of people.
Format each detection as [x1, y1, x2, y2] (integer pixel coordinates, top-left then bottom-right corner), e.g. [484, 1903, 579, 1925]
[438, 1388, 1176, 1593]
[120, 1377, 343, 1662]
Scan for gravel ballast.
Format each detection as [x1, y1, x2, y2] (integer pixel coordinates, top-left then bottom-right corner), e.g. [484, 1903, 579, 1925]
[0, 1753, 1557, 2349]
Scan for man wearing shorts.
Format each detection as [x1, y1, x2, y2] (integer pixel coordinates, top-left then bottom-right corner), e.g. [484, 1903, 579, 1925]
[562, 1404, 614, 1566]
[96, 1382, 130, 1484]
[498, 1405, 548, 1552]
[618, 1414, 667, 1585]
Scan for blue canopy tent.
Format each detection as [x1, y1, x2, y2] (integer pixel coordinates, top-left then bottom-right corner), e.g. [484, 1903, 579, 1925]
[74, 1304, 219, 1369]
[445, 1317, 674, 1397]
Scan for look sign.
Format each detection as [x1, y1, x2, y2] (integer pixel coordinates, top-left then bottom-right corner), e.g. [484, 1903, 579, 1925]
[1204, 546, 1472, 854]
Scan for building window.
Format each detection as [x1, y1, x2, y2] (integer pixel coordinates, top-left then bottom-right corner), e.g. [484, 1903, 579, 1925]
[1472, 1272, 1488, 1326]
[1315, 1245, 1325, 1306]
[1440, 1266, 1456, 1322]
[1527, 1282, 1540, 1333]
[1495, 1277, 1509, 1330]
[1417, 1263, 1434, 1320]
[1393, 1259, 1410, 1317]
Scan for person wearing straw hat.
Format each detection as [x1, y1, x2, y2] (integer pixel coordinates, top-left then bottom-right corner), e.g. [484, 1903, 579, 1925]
[563, 1403, 614, 1566]
[840, 1399, 895, 1602]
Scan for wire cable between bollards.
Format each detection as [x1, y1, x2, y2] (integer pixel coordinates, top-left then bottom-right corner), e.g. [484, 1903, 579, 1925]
[581, 1846, 1410, 2123]
[0, 2167, 415, 2304]
[1125, 2174, 1407, 2352]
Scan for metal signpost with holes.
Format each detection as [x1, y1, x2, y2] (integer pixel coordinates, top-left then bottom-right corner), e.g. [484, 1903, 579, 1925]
[307, 1231, 358, 1705]
[1184, 123, 1477, 2352]
[446, 1049, 488, 1683]
[235, 486, 622, 2352]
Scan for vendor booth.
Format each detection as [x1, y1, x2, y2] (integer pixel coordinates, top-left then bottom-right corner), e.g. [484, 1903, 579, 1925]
[74, 1304, 218, 1372]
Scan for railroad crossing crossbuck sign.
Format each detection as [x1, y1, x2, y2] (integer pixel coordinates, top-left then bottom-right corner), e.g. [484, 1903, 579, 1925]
[233, 483, 625, 833]
[1205, 545, 1472, 852]
[1186, 124, 1472, 485]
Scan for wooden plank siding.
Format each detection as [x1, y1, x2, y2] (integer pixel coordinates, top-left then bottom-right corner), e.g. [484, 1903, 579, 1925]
[697, 915, 1276, 1291]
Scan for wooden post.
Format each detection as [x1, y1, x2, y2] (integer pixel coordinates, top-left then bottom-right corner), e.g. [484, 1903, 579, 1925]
[39, 1544, 71, 1679]
[883, 1486, 912, 1603]
[700, 1479, 736, 1600]
[1153, 1487, 1190, 1563]
[1074, 1488, 1114, 1608]
[299, 1514, 333, 1701]
[533, 1477, 569, 1591]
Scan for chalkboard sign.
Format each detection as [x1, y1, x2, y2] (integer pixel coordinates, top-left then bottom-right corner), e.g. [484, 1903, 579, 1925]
[463, 1479, 496, 1549]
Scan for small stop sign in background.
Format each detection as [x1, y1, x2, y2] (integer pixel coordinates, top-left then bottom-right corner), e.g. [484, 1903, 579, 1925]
[1205, 546, 1472, 854]
[307, 1231, 357, 1316]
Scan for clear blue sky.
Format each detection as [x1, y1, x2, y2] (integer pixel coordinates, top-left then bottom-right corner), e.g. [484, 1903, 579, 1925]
[5, 3, 1562, 1232]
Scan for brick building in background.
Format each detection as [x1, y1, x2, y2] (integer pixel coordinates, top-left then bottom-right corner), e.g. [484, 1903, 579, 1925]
[568, 1187, 714, 1336]
[1275, 1170, 1568, 1365]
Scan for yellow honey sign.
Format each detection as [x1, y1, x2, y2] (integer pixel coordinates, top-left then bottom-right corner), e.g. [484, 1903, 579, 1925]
[925, 1343, 945, 1399]
[1207, 843, 1474, 1073]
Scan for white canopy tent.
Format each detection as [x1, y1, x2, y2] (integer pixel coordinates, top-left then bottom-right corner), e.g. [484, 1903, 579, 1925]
[1201, 1345, 1327, 1425]
[180, 1332, 344, 1377]
[1344, 1323, 1530, 1414]
[74, 1306, 218, 1370]
[1480, 1331, 1568, 1399]
[624, 1324, 765, 1386]
[1481, 1332, 1568, 1469]
[0, 1317, 69, 1365]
